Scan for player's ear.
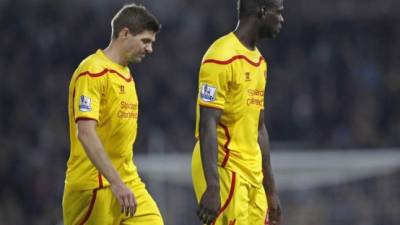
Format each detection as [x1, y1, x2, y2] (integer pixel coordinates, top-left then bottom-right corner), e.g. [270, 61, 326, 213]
[118, 27, 130, 39]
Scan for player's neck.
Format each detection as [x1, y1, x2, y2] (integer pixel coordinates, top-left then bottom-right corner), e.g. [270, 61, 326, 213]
[234, 20, 259, 50]
[103, 42, 128, 67]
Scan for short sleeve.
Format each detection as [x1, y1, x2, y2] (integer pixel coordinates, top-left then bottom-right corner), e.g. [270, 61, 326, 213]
[198, 63, 232, 109]
[73, 71, 106, 122]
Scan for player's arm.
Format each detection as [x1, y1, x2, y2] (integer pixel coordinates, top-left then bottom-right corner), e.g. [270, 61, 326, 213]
[197, 106, 223, 225]
[76, 119, 137, 217]
[258, 110, 282, 225]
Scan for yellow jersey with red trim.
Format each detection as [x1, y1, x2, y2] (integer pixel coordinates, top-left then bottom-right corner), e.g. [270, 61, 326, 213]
[65, 49, 139, 190]
[194, 32, 267, 187]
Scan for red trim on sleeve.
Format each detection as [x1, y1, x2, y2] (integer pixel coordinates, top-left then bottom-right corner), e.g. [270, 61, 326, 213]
[76, 189, 98, 225]
[211, 172, 236, 225]
[218, 123, 231, 167]
[75, 117, 98, 123]
[199, 103, 224, 110]
[76, 69, 108, 80]
[203, 55, 264, 67]
[75, 69, 132, 83]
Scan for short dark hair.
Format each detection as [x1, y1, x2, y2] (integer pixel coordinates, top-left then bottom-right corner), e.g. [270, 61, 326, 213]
[237, 0, 274, 19]
[111, 4, 161, 39]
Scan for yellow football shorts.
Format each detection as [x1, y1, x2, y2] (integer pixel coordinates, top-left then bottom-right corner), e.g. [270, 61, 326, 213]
[63, 177, 163, 225]
[192, 144, 268, 225]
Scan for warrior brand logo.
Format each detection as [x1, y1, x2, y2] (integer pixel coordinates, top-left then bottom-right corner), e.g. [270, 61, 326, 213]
[245, 72, 251, 81]
[200, 83, 217, 102]
[119, 85, 125, 94]
[79, 95, 92, 112]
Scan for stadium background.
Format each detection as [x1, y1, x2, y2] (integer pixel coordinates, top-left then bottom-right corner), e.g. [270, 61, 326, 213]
[0, 0, 399, 224]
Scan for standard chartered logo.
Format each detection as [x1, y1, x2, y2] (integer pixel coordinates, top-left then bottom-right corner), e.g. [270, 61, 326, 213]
[118, 101, 138, 118]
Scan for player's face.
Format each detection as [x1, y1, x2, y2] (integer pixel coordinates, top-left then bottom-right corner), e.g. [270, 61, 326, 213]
[260, 0, 284, 39]
[123, 30, 156, 64]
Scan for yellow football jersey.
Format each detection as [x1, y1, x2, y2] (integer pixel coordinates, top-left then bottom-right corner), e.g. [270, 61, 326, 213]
[66, 50, 139, 190]
[194, 32, 267, 187]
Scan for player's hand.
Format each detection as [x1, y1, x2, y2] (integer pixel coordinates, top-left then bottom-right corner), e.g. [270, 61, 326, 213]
[110, 182, 137, 217]
[197, 186, 221, 225]
[268, 193, 282, 225]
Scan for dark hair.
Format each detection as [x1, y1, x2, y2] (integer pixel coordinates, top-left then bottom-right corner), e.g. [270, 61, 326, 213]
[111, 4, 161, 39]
[237, 0, 274, 19]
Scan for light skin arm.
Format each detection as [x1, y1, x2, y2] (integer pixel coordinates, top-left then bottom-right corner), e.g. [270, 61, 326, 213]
[196, 106, 223, 225]
[258, 110, 282, 225]
[76, 119, 137, 217]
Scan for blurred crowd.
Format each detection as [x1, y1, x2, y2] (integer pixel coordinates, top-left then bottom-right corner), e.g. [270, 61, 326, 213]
[0, 0, 399, 224]
[282, 169, 400, 225]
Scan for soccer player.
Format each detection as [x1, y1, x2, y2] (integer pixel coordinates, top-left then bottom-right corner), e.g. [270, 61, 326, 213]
[62, 4, 163, 225]
[192, 0, 284, 225]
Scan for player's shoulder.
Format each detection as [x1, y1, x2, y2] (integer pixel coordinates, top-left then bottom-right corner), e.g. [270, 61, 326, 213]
[76, 52, 105, 74]
[202, 33, 237, 62]
[70, 51, 110, 82]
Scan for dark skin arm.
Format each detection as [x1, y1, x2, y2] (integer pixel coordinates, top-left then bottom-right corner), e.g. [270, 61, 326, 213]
[197, 106, 223, 225]
[258, 110, 282, 225]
